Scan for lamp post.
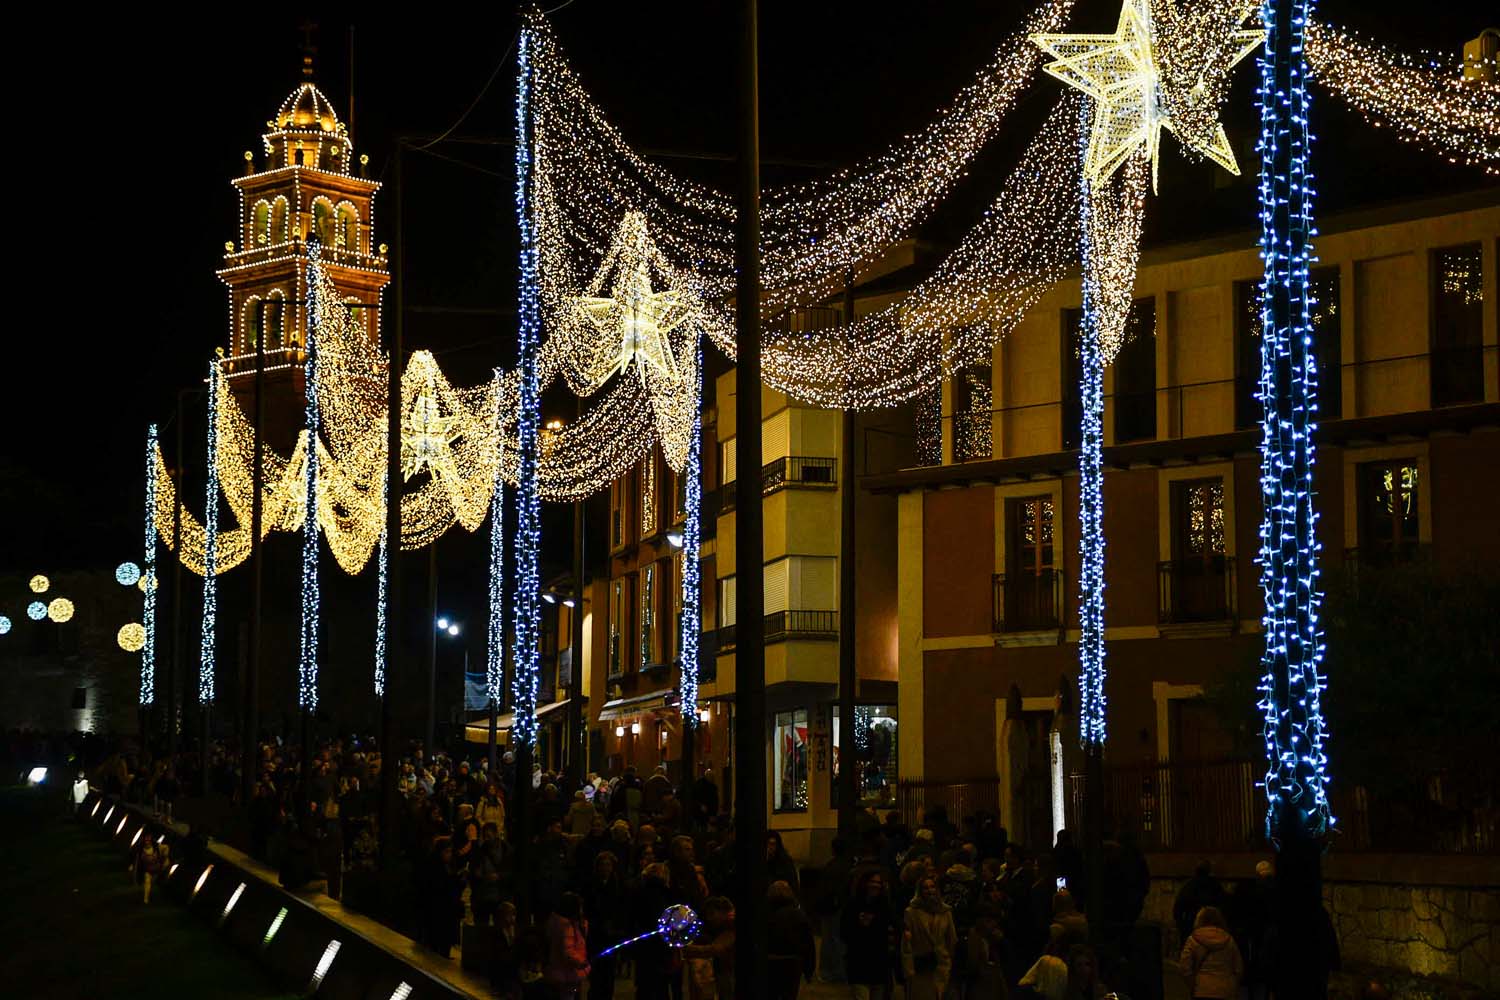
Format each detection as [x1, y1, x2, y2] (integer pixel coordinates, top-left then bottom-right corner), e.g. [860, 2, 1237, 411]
[435, 616, 462, 761]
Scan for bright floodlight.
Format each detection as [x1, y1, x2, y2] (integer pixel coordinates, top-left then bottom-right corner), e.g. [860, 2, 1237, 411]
[563, 597, 577, 608]
[115, 562, 142, 586]
[666, 528, 685, 548]
[542, 592, 557, 604]
[447, 624, 460, 636]
[436, 617, 449, 630]
[26, 767, 47, 785]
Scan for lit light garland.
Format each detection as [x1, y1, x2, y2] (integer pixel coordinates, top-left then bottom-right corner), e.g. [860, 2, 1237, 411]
[116, 563, 141, 586]
[1306, 20, 1500, 175]
[1257, 0, 1332, 842]
[200, 359, 221, 706]
[119, 623, 147, 653]
[511, 26, 542, 750]
[374, 484, 388, 699]
[0, 616, 10, 636]
[486, 451, 505, 708]
[677, 338, 702, 729]
[27, 601, 47, 621]
[141, 424, 158, 706]
[299, 242, 325, 713]
[46, 598, 74, 624]
[29, 575, 49, 594]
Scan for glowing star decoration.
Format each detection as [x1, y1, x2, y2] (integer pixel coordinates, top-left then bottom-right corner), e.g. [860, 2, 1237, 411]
[401, 389, 463, 483]
[47, 598, 75, 623]
[1032, 0, 1262, 190]
[119, 623, 147, 652]
[29, 575, 49, 594]
[574, 213, 693, 390]
[27, 601, 47, 621]
[116, 562, 142, 586]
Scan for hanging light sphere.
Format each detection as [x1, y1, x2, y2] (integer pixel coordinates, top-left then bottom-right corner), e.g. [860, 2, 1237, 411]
[47, 598, 75, 624]
[138, 571, 157, 593]
[115, 562, 142, 586]
[29, 575, 50, 594]
[27, 601, 48, 621]
[117, 623, 147, 652]
[656, 905, 702, 947]
[0, 615, 11, 635]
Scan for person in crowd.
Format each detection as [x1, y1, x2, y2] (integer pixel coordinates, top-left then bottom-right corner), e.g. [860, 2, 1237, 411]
[139, 837, 164, 904]
[632, 863, 683, 1000]
[1174, 860, 1230, 946]
[643, 764, 673, 815]
[573, 815, 613, 886]
[1019, 937, 1070, 1000]
[766, 879, 817, 999]
[1050, 889, 1089, 950]
[965, 900, 1013, 999]
[471, 822, 505, 926]
[766, 830, 800, 894]
[681, 895, 737, 1000]
[476, 781, 506, 834]
[582, 851, 627, 1000]
[813, 836, 853, 983]
[422, 839, 464, 958]
[843, 869, 897, 1000]
[1064, 943, 1109, 1000]
[902, 875, 957, 1000]
[1180, 905, 1245, 1000]
[544, 891, 591, 999]
[566, 789, 597, 837]
[691, 767, 720, 828]
[668, 834, 709, 910]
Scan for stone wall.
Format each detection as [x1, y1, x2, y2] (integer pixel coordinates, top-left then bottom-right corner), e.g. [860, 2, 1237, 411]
[1143, 874, 1499, 997]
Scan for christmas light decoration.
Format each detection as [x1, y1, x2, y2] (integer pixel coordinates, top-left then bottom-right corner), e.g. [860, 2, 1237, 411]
[116, 563, 141, 586]
[486, 459, 505, 708]
[511, 26, 542, 750]
[118, 623, 147, 653]
[1306, 21, 1500, 175]
[374, 494, 387, 697]
[1256, 0, 1332, 841]
[29, 575, 48, 594]
[141, 425, 157, 706]
[677, 339, 702, 729]
[27, 601, 46, 621]
[1032, 0, 1261, 190]
[299, 244, 325, 713]
[597, 904, 702, 957]
[0, 616, 10, 636]
[200, 360, 221, 706]
[47, 598, 74, 624]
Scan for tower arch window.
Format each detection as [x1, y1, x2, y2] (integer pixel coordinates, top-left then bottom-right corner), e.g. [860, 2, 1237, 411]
[312, 199, 336, 246]
[242, 296, 263, 352]
[336, 202, 359, 251]
[251, 201, 271, 246]
[346, 298, 367, 337]
[265, 290, 287, 350]
[270, 197, 290, 244]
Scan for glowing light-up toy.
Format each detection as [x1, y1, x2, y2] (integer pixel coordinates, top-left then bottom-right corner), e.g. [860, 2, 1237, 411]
[596, 904, 701, 958]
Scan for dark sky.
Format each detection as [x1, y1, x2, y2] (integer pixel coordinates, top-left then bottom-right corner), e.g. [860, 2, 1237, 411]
[2, 1, 1494, 578]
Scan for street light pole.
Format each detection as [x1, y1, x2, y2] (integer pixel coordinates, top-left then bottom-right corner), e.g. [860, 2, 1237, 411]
[426, 545, 438, 758]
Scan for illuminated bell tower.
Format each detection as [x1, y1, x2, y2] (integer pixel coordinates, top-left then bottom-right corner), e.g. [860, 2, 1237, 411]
[217, 52, 389, 437]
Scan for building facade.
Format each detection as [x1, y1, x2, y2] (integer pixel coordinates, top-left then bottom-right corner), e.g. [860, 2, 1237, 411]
[868, 191, 1500, 853]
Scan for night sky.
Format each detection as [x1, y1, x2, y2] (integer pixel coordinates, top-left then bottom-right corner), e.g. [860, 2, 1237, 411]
[3, 1, 1493, 579]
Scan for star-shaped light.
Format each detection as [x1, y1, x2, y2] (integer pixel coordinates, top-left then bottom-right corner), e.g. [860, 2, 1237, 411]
[1032, 0, 1262, 190]
[402, 390, 462, 482]
[574, 212, 694, 391]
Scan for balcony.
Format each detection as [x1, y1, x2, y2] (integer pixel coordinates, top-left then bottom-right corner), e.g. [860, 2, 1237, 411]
[1158, 556, 1236, 625]
[1342, 545, 1431, 592]
[992, 569, 1066, 634]
[716, 610, 839, 651]
[721, 456, 838, 513]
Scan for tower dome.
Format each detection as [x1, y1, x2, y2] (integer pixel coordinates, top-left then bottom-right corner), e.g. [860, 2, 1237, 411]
[275, 82, 342, 133]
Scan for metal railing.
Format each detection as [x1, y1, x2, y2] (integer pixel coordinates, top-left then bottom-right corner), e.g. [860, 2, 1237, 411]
[722, 456, 837, 511]
[992, 569, 1066, 633]
[715, 610, 839, 651]
[1158, 555, 1236, 624]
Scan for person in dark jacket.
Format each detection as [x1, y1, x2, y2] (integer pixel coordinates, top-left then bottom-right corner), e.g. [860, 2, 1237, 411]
[766, 830, 800, 894]
[767, 880, 817, 998]
[470, 823, 505, 926]
[843, 869, 897, 999]
[582, 851, 627, 1000]
[422, 840, 464, 957]
[691, 767, 720, 827]
[631, 863, 680, 1000]
[814, 837, 854, 983]
[1174, 861, 1230, 946]
[491, 901, 523, 999]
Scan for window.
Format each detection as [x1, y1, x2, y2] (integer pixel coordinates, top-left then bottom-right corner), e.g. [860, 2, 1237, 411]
[1432, 243, 1484, 407]
[265, 292, 286, 349]
[610, 478, 627, 550]
[721, 438, 737, 485]
[831, 705, 898, 808]
[640, 564, 658, 668]
[609, 580, 624, 679]
[243, 297, 263, 352]
[1165, 478, 1230, 622]
[953, 364, 993, 462]
[641, 456, 658, 537]
[774, 708, 809, 812]
[1113, 298, 1156, 443]
[1002, 496, 1059, 631]
[718, 576, 737, 628]
[914, 385, 942, 466]
[1061, 309, 1085, 450]
[347, 301, 366, 338]
[1359, 460, 1420, 564]
[252, 201, 271, 246]
[337, 203, 359, 251]
[1236, 269, 1342, 429]
[313, 200, 335, 245]
[271, 198, 290, 244]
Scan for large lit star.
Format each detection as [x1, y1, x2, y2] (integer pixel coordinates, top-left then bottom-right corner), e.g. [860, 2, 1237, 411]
[1032, 0, 1262, 190]
[574, 212, 694, 391]
[401, 390, 462, 482]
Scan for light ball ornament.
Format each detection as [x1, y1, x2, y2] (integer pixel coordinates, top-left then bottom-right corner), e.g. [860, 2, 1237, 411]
[0, 615, 10, 635]
[116, 562, 142, 586]
[29, 575, 49, 594]
[118, 623, 147, 653]
[656, 904, 702, 947]
[48, 598, 75, 623]
[27, 601, 48, 621]
[138, 571, 157, 593]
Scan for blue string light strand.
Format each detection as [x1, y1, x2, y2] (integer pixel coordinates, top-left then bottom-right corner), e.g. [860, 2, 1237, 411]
[487, 450, 506, 707]
[141, 423, 158, 707]
[200, 362, 220, 706]
[678, 337, 703, 728]
[374, 474, 388, 698]
[1076, 97, 1108, 750]
[511, 27, 542, 749]
[300, 241, 325, 713]
[1256, 0, 1332, 842]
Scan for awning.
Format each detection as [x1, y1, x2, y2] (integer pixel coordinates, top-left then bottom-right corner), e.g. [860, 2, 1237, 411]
[537, 698, 575, 721]
[598, 689, 673, 721]
[463, 719, 510, 745]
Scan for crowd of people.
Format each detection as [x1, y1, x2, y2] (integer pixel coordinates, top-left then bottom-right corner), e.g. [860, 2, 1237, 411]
[11, 727, 1341, 1000]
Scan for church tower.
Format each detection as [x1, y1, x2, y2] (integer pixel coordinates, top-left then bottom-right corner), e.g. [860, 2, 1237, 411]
[217, 52, 389, 433]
